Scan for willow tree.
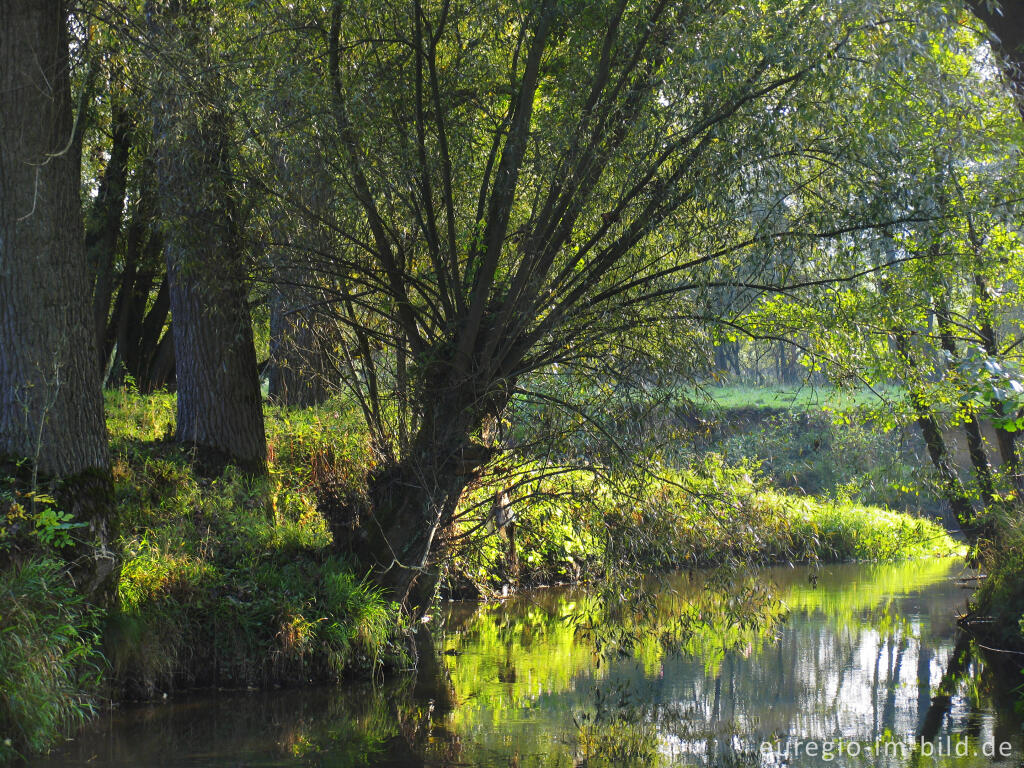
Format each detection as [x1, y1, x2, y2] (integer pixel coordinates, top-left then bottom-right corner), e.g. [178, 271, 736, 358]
[733, 7, 1024, 531]
[148, 0, 267, 475]
[249, 0, 953, 610]
[0, 1, 115, 593]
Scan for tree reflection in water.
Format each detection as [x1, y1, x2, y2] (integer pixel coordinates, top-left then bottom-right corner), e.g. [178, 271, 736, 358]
[38, 560, 1017, 768]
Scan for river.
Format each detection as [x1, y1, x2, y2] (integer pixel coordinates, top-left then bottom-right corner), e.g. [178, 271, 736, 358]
[37, 559, 1018, 767]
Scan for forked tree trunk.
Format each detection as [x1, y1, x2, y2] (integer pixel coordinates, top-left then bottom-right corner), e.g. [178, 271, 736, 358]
[0, 0, 116, 595]
[935, 297, 996, 508]
[86, 98, 132, 372]
[328, 383, 499, 614]
[150, 0, 266, 475]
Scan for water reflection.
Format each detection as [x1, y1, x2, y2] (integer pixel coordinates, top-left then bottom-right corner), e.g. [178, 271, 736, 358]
[40, 559, 1018, 767]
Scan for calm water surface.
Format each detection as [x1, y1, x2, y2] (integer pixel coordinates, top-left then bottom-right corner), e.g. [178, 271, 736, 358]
[38, 560, 1021, 767]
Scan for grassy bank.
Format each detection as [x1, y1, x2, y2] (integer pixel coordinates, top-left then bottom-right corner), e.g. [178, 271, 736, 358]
[1, 392, 405, 761]
[104, 391, 404, 698]
[691, 383, 904, 413]
[1, 390, 961, 761]
[963, 516, 1024, 670]
[449, 454, 959, 597]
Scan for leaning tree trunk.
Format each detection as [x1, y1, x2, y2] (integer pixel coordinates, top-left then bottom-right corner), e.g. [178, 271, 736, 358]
[0, 0, 116, 595]
[969, 3, 1024, 492]
[973, 274, 1022, 490]
[893, 334, 978, 531]
[150, 0, 266, 475]
[935, 296, 996, 508]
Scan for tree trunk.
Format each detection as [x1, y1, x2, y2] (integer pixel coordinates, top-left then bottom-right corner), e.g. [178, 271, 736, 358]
[359, 458, 471, 614]
[935, 296, 996, 508]
[893, 334, 977, 530]
[161, 192, 266, 474]
[967, 5, 1023, 489]
[267, 282, 330, 407]
[973, 273, 1022, 489]
[86, 98, 132, 372]
[327, 381, 500, 614]
[150, 0, 266, 475]
[0, 0, 115, 595]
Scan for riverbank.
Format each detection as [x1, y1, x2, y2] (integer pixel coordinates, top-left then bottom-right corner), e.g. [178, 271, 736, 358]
[961, 521, 1024, 666]
[1, 391, 961, 763]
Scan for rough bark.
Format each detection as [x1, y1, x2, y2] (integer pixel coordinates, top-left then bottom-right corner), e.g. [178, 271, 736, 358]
[267, 283, 330, 407]
[136, 277, 174, 390]
[326, 379, 501, 613]
[150, 0, 266, 475]
[915, 404, 978, 529]
[161, 183, 266, 474]
[360, 458, 472, 613]
[0, 0, 116, 593]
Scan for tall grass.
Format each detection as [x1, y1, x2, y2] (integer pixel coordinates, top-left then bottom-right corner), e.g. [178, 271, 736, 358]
[0, 559, 103, 762]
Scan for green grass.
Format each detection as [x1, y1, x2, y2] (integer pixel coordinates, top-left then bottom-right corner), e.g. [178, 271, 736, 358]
[0, 559, 103, 762]
[103, 390, 403, 697]
[692, 383, 905, 414]
[448, 454, 961, 596]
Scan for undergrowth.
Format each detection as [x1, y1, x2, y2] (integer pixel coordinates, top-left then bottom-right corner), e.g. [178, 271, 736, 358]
[104, 389, 404, 698]
[0, 559, 103, 762]
[447, 454, 960, 597]
[712, 411, 933, 513]
[966, 512, 1024, 658]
